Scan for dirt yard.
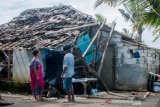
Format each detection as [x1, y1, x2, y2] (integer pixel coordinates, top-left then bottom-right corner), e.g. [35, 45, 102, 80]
[1, 93, 160, 107]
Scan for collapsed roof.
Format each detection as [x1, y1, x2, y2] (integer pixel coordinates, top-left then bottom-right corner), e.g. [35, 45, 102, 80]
[0, 5, 97, 50]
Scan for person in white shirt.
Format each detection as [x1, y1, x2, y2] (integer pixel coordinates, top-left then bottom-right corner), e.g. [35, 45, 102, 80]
[61, 45, 75, 103]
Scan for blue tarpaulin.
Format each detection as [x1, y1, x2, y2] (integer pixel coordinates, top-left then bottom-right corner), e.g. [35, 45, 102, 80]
[76, 32, 100, 64]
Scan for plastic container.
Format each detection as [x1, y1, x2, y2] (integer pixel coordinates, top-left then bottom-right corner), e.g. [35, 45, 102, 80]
[91, 89, 97, 95]
[153, 82, 160, 92]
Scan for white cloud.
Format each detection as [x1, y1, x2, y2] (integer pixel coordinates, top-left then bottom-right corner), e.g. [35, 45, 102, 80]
[0, 0, 159, 48]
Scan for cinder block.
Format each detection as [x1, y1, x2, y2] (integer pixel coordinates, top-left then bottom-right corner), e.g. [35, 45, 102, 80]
[142, 52, 147, 57]
[123, 43, 130, 47]
[123, 53, 132, 58]
[110, 37, 121, 43]
[115, 52, 122, 58]
[113, 34, 121, 38]
[117, 47, 129, 53]
[123, 58, 137, 64]
[137, 58, 145, 64]
[115, 58, 122, 65]
[128, 46, 138, 50]
[116, 42, 124, 48]
[143, 50, 148, 53]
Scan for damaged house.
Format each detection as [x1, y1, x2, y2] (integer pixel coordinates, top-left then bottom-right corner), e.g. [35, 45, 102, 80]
[0, 5, 159, 92]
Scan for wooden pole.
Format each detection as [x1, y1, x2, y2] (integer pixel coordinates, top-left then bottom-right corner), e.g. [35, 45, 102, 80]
[46, 23, 98, 35]
[73, 46, 94, 74]
[94, 32, 101, 69]
[149, 72, 160, 78]
[98, 21, 116, 76]
[7, 50, 11, 80]
[98, 21, 116, 91]
[82, 19, 106, 57]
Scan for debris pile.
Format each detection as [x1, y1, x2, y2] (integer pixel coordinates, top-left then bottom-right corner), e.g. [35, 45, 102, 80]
[0, 5, 95, 43]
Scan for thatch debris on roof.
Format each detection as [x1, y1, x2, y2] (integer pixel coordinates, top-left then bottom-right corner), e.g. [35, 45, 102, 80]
[0, 5, 96, 49]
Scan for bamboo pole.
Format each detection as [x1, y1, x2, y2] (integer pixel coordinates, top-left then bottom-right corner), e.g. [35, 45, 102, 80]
[46, 23, 98, 35]
[98, 21, 116, 76]
[98, 21, 116, 91]
[82, 19, 106, 57]
[149, 72, 160, 77]
[73, 45, 94, 74]
[7, 50, 11, 80]
[97, 21, 131, 98]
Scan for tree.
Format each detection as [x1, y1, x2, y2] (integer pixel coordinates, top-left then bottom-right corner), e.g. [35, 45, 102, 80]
[118, 0, 145, 42]
[122, 28, 133, 37]
[95, 14, 105, 23]
[95, 0, 160, 40]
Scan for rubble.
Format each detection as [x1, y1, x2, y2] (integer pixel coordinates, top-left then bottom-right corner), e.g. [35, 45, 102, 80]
[0, 5, 95, 43]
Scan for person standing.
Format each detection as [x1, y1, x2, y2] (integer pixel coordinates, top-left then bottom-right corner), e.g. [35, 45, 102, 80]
[61, 45, 75, 103]
[30, 49, 44, 101]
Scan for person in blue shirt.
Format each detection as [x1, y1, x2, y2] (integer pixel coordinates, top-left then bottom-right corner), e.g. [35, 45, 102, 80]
[61, 45, 75, 103]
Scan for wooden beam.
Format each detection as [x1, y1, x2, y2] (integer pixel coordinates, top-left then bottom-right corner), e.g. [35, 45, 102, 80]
[73, 45, 97, 76]
[98, 21, 116, 76]
[7, 50, 12, 80]
[98, 21, 116, 92]
[83, 19, 106, 57]
[46, 23, 98, 36]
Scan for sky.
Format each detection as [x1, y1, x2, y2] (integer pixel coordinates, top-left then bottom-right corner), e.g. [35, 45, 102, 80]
[0, 0, 159, 48]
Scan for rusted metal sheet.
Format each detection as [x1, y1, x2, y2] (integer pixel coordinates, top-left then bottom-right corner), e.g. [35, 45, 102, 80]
[13, 49, 31, 82]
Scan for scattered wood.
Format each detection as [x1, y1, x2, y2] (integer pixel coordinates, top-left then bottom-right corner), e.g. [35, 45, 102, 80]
[107, 92, 129, 98]
[73, 45, 97, 76]
[142, 92, 150, 99]
[88, 95, 128, 100]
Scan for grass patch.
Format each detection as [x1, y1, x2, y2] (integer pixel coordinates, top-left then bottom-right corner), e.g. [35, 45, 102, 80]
[0, 80, 31, 94]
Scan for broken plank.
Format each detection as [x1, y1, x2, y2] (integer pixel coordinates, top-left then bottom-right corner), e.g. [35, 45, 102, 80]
[143, 92, 150, 99]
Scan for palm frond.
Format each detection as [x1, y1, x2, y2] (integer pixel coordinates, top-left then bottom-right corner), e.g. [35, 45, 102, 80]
[118, 9, 131, 22]
[94, 0, 160, 40]
[95, 0, 128, 8]
[95, 14, 106, 23]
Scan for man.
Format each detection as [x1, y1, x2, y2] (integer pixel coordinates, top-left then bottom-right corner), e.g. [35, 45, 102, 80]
[61, 45, 75, 103]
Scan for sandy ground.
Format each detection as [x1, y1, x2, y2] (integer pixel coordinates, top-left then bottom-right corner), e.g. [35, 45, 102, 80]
[1, 93, 160, 107]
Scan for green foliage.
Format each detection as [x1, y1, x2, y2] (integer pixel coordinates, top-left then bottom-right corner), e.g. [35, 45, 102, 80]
[122, 28, 132, 37]
[0, 80, 30, 94]
[95, 14, 105, 23]
[95, 0, 160, 40]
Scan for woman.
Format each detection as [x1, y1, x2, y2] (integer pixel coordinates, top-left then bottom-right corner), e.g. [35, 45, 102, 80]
[30, 49, 44, 101]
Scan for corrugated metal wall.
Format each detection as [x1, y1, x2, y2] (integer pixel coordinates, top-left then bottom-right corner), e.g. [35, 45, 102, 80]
[13, 49, 32, 82]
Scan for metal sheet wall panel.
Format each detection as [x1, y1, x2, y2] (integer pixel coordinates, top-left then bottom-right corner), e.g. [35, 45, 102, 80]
[13, 49, 31, 82]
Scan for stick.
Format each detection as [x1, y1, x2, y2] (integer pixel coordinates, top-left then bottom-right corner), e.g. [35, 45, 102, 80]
[7, 50, 11, 80]
[82, 19, 106, 57]
[88, 95, 128, 100]
[107, 92, 128, 98]
[149, 72, 160, 77]
[96, 21, 128, 98]
[143, 92, 150, 99]
[98, 21, 116, 76]
[73, 46, 96, 75]
[97, 21, 115, 91]
[46, 23, 98, 35]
